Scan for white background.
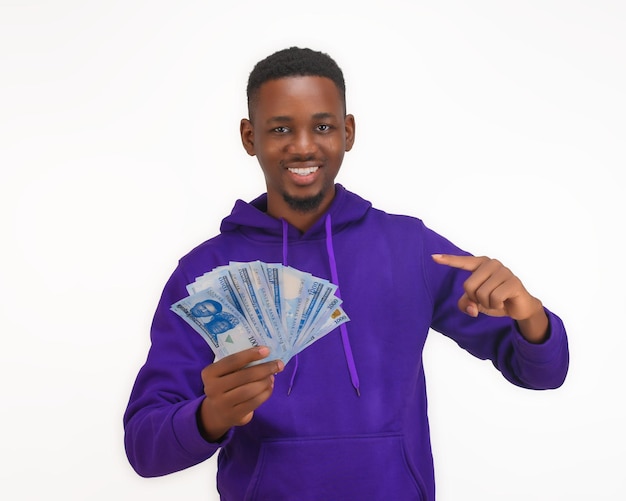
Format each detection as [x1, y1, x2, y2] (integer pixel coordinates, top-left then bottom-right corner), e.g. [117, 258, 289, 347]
[1, 1, 624, 499]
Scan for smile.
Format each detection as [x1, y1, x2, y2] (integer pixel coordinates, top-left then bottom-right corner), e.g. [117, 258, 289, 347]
[288, 166, 319, 176]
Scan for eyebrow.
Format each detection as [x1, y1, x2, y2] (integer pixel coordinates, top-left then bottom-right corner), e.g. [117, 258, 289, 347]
[266, 112, 338, 124]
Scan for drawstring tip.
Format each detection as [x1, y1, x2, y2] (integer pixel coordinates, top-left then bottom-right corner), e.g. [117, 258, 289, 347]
[287, 386, 292, 396]
[355, 387, 361, 397]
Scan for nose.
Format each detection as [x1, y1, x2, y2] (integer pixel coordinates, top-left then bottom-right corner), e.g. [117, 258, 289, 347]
[285, 130, 318, 157]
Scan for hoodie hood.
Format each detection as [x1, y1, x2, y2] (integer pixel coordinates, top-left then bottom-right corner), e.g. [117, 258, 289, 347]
[220, 184, 371, 241]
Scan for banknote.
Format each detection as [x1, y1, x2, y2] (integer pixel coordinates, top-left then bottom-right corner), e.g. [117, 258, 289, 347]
[171, 288, 265, 361]
[280, 266, 309, 343]
[188, 267, 240, 309]
[231, 261, 288, 354]
[295, 304, 350, 353]
[172, 261, 350, 364]
[298, 292, 342, 343]
[296, 277, 337, 342]
[263, 263, 283, 317]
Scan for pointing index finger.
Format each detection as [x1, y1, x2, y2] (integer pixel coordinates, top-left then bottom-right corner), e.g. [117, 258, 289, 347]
[431, 254, 484, 272]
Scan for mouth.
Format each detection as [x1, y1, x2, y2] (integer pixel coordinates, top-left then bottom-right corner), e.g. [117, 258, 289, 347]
[287, 166, 320, 176]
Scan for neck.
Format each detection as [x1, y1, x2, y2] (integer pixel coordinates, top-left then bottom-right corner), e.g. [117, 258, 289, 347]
[279, 211, 324, 233]
[266, 189, 336, 233]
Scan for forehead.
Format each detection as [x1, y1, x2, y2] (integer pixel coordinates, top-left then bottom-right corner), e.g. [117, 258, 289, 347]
[251, 76, 343, 119]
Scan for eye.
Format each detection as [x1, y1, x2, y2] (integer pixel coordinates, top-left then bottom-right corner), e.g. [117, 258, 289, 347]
[272, 126, 290, 134]
[316, 124, 332, 132]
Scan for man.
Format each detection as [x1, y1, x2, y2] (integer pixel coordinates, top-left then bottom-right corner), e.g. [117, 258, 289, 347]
[190, 299, 241, 345]
[124, 47, 569, 500]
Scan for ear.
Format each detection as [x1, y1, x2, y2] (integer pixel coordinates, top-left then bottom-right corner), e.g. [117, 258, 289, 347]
[344, 114, 356, 152]
[240, 118, 256, 156]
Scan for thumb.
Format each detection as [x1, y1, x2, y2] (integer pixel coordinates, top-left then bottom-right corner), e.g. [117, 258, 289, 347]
[457, 293, 479, 317]
[238, 411, 255, 427]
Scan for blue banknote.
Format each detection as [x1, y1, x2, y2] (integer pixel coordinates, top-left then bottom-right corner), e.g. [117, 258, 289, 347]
[173, 261, 350, 364]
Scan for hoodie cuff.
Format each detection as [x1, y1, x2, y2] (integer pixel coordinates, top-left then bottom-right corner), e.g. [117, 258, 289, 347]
[512, 308, 567, 365]
[172, 396, 233, 457]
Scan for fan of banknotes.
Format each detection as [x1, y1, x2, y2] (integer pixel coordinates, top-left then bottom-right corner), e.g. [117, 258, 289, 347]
[171, 261, 350, 364]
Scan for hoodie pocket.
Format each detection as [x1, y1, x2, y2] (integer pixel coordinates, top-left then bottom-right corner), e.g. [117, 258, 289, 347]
[244, 433, 427, 501]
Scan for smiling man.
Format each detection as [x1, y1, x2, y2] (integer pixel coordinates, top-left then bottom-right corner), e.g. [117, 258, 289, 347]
[240, 66, 355, 230]
[124, 47, 569, 500]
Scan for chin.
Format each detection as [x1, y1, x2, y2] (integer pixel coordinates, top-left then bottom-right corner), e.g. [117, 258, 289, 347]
[282, 190, 326, 213]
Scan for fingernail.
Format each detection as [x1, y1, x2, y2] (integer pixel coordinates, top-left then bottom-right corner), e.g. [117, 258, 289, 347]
[276, 360, 285, 372]
[465, 305, 478, 317]
[258, 346, 270, 356]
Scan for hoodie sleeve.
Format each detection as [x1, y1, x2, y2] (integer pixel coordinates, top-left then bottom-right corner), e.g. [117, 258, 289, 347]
[123, 263, 231, 477]
[420, 223, 569, 390]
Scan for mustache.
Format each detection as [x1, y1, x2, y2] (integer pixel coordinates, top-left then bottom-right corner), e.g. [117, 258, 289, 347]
[280, 154, 322, 165]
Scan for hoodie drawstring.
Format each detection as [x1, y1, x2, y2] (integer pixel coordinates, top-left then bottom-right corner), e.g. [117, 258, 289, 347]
[282, 219, 300, 394]
[280, 216, 361, 396]
[281, 218, 289, 268]
[325, 215, 361, 396]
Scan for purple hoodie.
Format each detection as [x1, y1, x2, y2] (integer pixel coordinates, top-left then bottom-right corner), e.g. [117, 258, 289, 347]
[124, 185, 569, 500]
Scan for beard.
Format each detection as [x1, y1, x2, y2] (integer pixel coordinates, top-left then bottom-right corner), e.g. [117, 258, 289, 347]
[282, 190, 325, 213]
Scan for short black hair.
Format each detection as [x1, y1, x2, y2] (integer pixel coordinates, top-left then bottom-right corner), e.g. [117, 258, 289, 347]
[246, 47, 346, 118]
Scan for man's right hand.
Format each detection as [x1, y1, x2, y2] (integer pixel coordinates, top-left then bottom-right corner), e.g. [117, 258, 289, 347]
[198, 346, 284, 442]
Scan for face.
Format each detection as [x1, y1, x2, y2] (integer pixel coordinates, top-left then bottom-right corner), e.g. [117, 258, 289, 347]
[241, 76, 355, 222]
[207, 318, 233, 335]
[191, 300, 219, 317]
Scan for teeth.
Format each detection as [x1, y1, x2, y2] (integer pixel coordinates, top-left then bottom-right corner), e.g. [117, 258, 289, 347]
[288, 166, 319, 176]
